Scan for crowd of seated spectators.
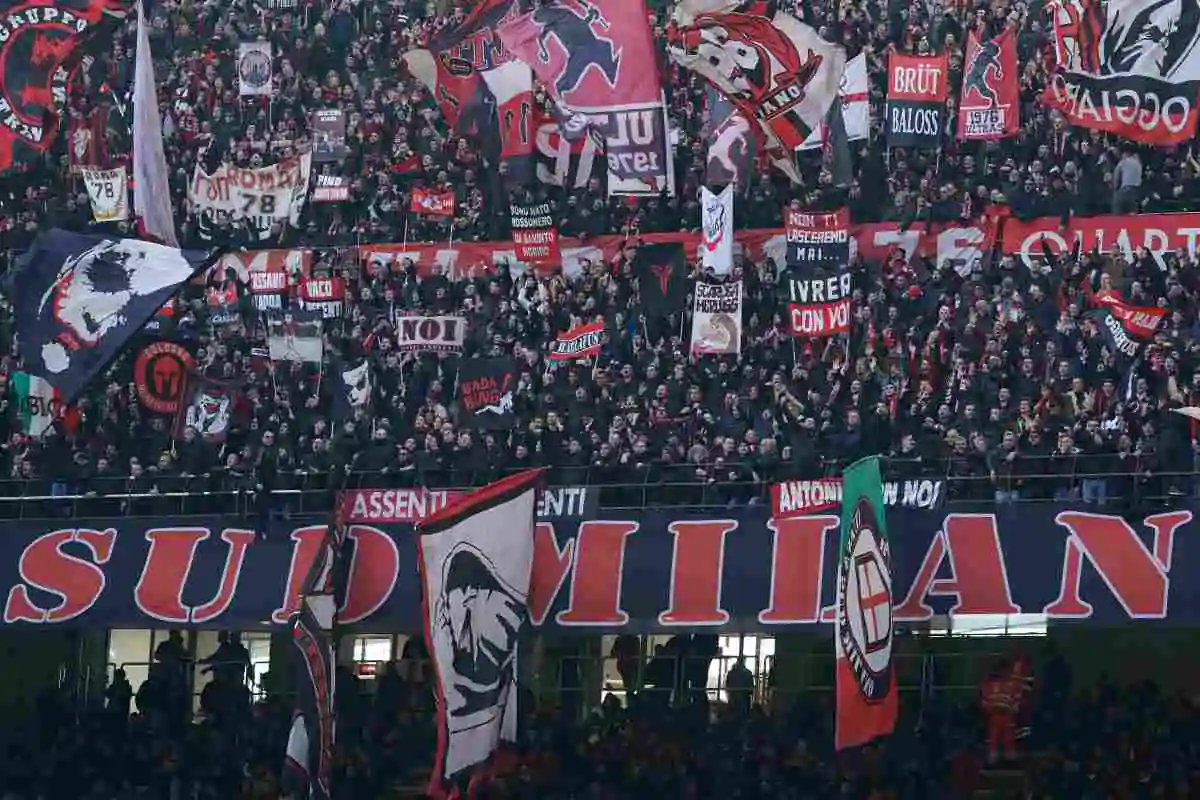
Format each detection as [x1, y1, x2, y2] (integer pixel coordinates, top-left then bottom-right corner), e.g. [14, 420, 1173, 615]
[0, 0, 1197, 517]
[2, 638, 1198, 799]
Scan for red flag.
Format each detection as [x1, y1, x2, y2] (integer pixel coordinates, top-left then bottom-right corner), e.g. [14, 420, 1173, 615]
[958, 27, 1020, 141]
[410, 188, 456, 217]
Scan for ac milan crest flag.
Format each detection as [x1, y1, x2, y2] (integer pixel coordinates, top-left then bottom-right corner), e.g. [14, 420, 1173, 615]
[417, 469, 541, 792]
[835, 455, 898, 751]
[9, 230, 208, 406]
[958, 27, 1019, 141]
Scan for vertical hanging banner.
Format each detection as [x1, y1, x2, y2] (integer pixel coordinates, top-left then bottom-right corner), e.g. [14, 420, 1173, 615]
[785, 208, 850, 270]
[509, 202, 561, 264]
[690, 282, 743, 357]
[958, 28, 1019, 141]
[238, 41, 273, 97]
[81, 167, 129, 223]
[700, 186, 734, 275]
[786, 267, 853, 337]
[311, 109, 349, 162]
[498, 0, 674, 197]
[886, 53, 949, 147]
[835, 455, 898, 751]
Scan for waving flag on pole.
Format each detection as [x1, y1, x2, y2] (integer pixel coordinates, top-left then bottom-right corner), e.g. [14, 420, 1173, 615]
[9, 230, 209, 406]
[417, 469, 542, 796]
[835, 455, 898, 751]
[133, 0, 178, 246]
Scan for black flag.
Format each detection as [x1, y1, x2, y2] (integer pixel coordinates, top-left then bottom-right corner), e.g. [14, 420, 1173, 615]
[457, 358, 518, 430]
[1088, 297, 1166, 401]
[332, 356, 373, 424]
[634, 242, 689, 317]
[9, 230, 209, 405]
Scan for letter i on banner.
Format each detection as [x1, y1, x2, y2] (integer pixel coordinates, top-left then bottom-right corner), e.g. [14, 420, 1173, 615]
[81, 166, 130, 223]
[701, 186, 734, 276]
[835, 455, 898, 751]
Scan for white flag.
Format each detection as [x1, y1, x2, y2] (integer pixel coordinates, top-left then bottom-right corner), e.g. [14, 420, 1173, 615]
[133, 0, 178, 246]
[690, 282, 743, 357]
[799, 54, 869, 151]
[416, 470, 540, 788]
[700, 186, 733, 275]
[81, 167, 129, 223]
[238, 42, 273, 97]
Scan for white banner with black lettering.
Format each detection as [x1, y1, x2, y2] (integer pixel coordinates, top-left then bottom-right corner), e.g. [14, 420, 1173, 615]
[237, 41, 273, 97]
[188, 153, 312, 241]
[700, 185, 733, 276]
[81, 166, 129, 223]
[690, 282, 742, 357]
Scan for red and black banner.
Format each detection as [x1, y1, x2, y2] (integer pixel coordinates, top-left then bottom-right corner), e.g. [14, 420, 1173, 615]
[298, 276, 346, 319]
[509, 201, 561, 264]
[785, 208, 850, 271]
[548, 321, 605, 362]
[1088, 292, 1166, 399]
[958, 27, 1019, 141]
[0, 0, 123, 175]
[410, 188, 455, 217]
[786, 268, 853, 338]
[886, 53, 949, 148]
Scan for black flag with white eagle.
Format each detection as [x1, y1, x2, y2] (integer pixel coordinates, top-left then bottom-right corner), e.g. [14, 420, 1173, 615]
[416, 469, 542, 796]
[8, 229, 210, 405]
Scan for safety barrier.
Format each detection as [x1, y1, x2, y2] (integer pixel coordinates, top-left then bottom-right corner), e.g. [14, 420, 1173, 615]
[0, 454, 1193, 519]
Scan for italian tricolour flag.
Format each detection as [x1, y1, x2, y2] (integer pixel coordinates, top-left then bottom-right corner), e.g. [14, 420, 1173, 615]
[11, 371, 62, 437]
[835, 455, 899, 750]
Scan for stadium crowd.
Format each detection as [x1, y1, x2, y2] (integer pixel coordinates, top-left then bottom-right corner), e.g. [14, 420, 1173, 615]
[0, 0, 1198, 517]
[2, 639, 1199, 799]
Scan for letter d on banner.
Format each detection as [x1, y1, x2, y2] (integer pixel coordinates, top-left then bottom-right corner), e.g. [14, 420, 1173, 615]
[701, 186, 734, 276]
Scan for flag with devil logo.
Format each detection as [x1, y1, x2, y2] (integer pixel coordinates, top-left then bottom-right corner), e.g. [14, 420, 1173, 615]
[416, 469, 542, 797]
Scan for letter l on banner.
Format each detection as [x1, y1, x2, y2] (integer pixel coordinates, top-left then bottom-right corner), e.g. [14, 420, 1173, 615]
[701, 185, 734, 276]
[835, 455, 898, 750]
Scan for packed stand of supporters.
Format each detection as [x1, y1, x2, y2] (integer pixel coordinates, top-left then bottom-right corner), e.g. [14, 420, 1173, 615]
[0, 0, 1198, 513]
[2, 637, 1198, 798]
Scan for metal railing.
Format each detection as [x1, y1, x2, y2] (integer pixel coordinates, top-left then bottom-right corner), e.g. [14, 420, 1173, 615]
[0, 454, 1194, 519]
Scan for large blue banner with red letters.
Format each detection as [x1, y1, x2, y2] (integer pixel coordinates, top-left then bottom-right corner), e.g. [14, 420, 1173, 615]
[1, 505, 1190, 630]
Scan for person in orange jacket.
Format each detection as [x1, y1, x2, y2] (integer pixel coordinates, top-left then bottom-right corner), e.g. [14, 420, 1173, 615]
[981, 657, 1027, 764]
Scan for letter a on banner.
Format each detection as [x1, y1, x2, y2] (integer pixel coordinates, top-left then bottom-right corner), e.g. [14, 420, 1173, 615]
[701, 186, 733, 275]
[835, 455, 898, 751]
